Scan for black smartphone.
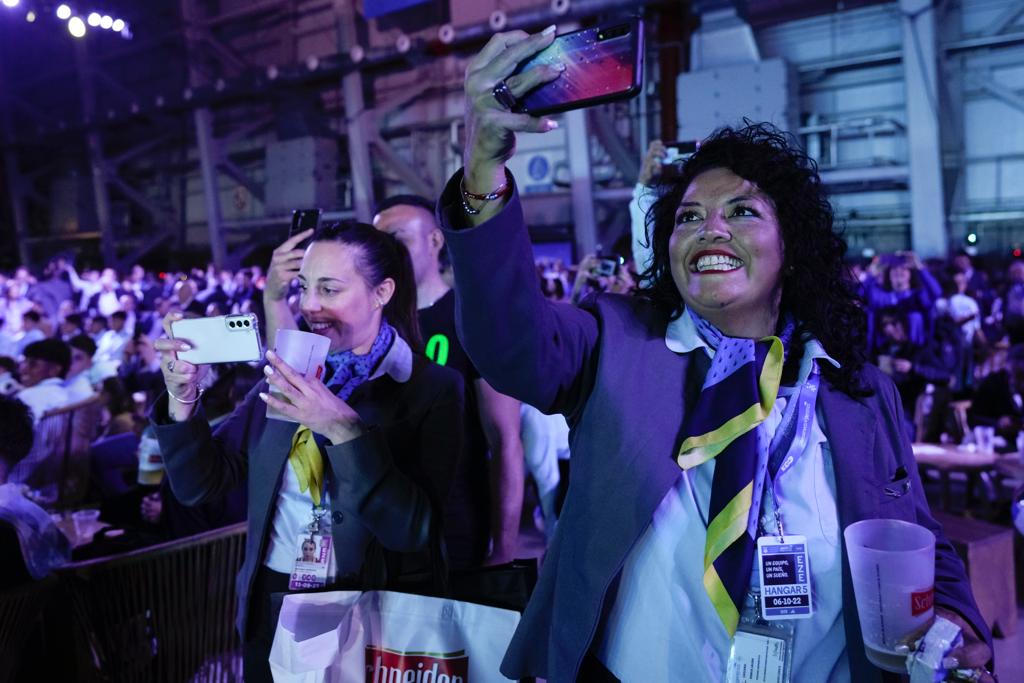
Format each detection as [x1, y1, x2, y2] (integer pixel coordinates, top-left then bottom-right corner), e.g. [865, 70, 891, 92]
[511, 18, 644, 116]
[593, 256, 621, 277]
[290, 209, 321, 248]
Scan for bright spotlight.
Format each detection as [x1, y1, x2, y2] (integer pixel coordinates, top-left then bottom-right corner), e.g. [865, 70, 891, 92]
[68, 16, 86, 38]
[26, 10, 35, 21]
[2, 0, 20, 10]
[100, 15, 112, 29]
[111, 18, 124, 32]
[967, 233, 978, 244]
[87, 12, 100, 26]
[56, 4, 71, 20]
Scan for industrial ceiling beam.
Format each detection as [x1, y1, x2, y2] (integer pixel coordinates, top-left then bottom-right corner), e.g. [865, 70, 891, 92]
[983, 2, 1024, 37]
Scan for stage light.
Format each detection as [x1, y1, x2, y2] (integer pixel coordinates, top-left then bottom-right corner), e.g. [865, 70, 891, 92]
[305, 55, 319, 71]
[111, 18, 124, 32]
[967, 232, 978, 244]
[87, 12, 100, 26]
[395, 34, 410, 54]
[68, 16, 86, 37]
[349, 45, 364, 63]
[266, 65, 279, 80]
[2, 0, 20, 10]
[56, 4, 71, 20]
[1014, 248, 1022, 258]
[100, 15, 112, 29]
[438, 24, 455, 45]
[26, 10, 35, 21]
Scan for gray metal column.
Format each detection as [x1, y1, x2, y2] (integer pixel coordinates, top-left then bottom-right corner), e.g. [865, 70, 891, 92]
[194, 108, 228, 269]
[336, 0, 375, 222]
[183, 0, 228, 269]
[900, 0, 947, 257]
[565, 108, 597, 256]
[74, 43, 117, 266]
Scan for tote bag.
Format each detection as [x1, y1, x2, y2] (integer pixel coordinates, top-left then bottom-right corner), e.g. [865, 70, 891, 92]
[269, 589, 521, 683]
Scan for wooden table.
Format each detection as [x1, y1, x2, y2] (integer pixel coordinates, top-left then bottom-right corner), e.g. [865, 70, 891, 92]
[911, 443, 1007, 513]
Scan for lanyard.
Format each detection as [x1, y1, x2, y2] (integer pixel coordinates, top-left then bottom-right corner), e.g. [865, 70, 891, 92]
[308, 504, 329, 535]
[761, 366, 821, 542]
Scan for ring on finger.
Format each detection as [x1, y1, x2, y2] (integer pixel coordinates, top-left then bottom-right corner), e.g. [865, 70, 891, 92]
[492, 79, 518, 110]
[167, 360, 176, 373]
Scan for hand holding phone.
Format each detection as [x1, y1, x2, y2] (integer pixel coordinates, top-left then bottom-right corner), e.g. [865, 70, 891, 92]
[266, 211, 319, 302]
[510, 18, 644, 116]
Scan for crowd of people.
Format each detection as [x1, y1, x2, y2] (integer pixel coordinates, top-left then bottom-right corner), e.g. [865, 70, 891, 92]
[0, 25, 1009, 683]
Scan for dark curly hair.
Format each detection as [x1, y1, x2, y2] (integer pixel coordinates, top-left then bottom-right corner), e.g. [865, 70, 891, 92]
[637, 122, 868, 396]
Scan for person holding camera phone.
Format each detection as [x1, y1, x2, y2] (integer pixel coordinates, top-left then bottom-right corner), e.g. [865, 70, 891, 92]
[435, 27, 991, 683]
[151, 222, 464, 683]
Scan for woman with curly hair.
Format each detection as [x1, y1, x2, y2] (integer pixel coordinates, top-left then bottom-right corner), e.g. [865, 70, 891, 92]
[434, 28, 993, 683]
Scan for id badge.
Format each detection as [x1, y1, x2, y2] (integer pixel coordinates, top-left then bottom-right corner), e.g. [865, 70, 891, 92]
[726, 625, 792, 683]
[288, 533, 332, 591]
[756, 535, 813, 620]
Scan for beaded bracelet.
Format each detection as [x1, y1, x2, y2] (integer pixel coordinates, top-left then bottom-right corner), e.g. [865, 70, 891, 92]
[460, 170, 511, 215]
[168, 385, 203, 405]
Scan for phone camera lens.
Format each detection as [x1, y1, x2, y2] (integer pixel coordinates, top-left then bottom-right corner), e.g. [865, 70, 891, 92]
[229, 321, 236, 328]
[244, 320, 251, 327]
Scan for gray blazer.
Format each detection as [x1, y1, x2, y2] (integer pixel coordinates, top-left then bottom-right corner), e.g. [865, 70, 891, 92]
[439, 176, 989, 682]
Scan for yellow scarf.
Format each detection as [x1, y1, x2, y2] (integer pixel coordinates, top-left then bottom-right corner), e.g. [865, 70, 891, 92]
[288, 425, 323, 506]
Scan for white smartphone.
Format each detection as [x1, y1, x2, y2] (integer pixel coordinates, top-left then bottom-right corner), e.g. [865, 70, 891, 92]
[170, 313, 263, 365]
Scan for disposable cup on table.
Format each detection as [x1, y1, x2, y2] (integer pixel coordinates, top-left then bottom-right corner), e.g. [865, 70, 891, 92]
[266, 329, 331, 422]
[844, 519, 936, 673]
[973, 426, 996, 454]
[72, 509, 101, 540]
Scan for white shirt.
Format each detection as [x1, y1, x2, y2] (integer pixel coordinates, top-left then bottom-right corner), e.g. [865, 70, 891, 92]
[17, 377, 72, 423]
[94, 327, 131, 365]
[596, 310, 849, 682]
[63, 372, 96, 403]
[15, 328, 45, 356]
[263, 335, 414, 576]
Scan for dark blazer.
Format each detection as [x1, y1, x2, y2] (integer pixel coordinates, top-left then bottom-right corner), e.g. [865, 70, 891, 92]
[439, 175, 989, 683]
[151, 350, 464, 636]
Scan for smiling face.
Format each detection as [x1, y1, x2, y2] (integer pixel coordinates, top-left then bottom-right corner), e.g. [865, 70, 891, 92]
[298, 241, 394, 354]
[668, 167, 785, 337]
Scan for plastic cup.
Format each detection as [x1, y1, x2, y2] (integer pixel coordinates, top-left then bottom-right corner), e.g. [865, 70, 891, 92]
[267, 329, 331, 422]
[844, 519, 936, 673]
[72, 509, 101, 540]
[973, 426, 995, 454]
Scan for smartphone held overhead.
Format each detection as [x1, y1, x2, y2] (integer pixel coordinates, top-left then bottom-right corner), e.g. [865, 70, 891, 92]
[510, 18, 644, 116]
[290, 209, 321, 249]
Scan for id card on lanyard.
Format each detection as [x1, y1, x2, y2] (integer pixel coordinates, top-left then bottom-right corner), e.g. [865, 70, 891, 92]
[288, 504, 332, 591]
[756, 366, 820, 622]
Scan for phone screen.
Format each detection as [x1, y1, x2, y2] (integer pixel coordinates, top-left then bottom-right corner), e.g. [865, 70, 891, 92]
[513, 18, 643, 116]
[290, 209, 321, 247]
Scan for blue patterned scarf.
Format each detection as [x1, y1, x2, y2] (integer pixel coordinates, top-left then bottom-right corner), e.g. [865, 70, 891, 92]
[323, 320, 396, 400]
[677, 308, 794, 636]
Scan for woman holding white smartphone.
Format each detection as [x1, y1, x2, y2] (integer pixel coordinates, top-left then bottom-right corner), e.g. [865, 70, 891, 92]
[151, 222, 465, 683]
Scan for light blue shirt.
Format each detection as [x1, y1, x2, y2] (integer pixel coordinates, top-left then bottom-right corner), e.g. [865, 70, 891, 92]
[595, 310, 850, 682]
